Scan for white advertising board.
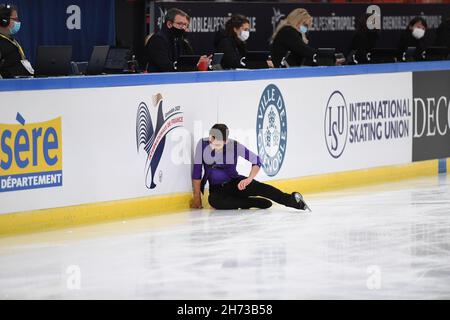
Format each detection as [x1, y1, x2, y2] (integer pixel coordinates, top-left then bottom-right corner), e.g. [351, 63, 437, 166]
[221, 72, 413, 180]
[0, 71, 413, 214]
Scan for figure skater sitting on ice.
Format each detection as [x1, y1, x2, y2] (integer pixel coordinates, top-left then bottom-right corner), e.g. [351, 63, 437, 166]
[191, 123, 310, 211]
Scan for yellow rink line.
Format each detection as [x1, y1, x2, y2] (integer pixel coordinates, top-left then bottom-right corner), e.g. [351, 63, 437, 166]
[0, 159, 446, 237]
[270, 159, 442, 195]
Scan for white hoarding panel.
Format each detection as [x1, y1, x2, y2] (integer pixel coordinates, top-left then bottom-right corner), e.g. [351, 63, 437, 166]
[0, 72, 413, 215]
[219, 73, 413, 180]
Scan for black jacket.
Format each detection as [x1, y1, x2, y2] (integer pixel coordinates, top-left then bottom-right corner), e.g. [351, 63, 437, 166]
[347, 30, 379, 63]
[435, 19, 450, 49]
[397, 29, 430, 60]
[215, 34, 246, 69]
[271, 25, 316, 67]
[144, 26, 194, 73]
[0, 34, 31, 78]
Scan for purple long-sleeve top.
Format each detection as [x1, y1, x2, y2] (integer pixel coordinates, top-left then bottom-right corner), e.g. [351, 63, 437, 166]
[192, 138, 262, 191]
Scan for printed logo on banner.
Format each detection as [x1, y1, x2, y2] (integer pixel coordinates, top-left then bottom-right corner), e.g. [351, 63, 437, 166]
[324, 91, 411, 159]
[271, 8, 285, 33]
[136, 94, 184, 189]
[324, 91, 349, 159]
[412, 70, 450, 161]
[0, 113, 63, 193]
[256, 84, 287, 177]
[156, 6, 256, 33]
[157, 8, 168, 31]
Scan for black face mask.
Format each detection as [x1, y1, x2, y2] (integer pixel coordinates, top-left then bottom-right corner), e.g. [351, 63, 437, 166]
[170, 26, 185, 38]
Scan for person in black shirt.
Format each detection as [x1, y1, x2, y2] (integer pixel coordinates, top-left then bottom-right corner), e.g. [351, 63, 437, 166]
[346, 13, 380, 64]
[397, 17, 430, 61]
[435, 18, 450, 50]
[214, 14, 250, 69]
[270, 8, 316, 68]
[144, 8, 206, 72]
[0, 4, 33, 78]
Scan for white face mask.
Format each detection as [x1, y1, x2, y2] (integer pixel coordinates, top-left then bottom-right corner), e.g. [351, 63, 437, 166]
[412, 27, 425, 40]
[238, 30, 250, 42]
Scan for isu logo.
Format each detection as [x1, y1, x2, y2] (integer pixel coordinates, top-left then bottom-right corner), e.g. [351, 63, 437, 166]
[324, 91, 349, 159]
[136, 94, 183, 189]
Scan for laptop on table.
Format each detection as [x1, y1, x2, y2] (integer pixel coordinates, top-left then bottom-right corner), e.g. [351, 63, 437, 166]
[35, 46, 73, 77]
[86, 45, 110, 75]
[242, 51, 270, 69]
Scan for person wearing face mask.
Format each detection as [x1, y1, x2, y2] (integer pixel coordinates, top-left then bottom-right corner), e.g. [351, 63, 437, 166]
[145, 8, 206, 72]
[0, 4, 33, 78]
[397, 17, 429, 61]
[191, 123, 310, 211]
[214, 14, 250, 69]
[270, 8, 317, 68]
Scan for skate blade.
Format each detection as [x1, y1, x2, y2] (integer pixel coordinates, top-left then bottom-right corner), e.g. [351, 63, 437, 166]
[304, 202, 312, 212]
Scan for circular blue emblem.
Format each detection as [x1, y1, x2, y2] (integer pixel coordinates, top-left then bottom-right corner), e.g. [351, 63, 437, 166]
[324, 91, 349, 159]
[256, 84, 288, 177]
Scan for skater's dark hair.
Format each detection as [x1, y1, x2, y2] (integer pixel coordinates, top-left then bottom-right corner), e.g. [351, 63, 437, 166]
[210, 123, 229, 141]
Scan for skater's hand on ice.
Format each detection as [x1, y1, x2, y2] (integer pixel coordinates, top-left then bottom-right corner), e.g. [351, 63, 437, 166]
[191, 196, 203, 209]
[238, 178, 253, 191]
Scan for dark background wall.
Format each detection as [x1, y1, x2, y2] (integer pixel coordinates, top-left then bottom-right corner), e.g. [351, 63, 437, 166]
[5, 1, 450, 67]
[115, 0, 146, 67]
[150, 1, 450, 56]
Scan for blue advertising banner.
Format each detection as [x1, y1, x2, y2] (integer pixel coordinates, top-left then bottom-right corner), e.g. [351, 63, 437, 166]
[11, 0, 115, 64]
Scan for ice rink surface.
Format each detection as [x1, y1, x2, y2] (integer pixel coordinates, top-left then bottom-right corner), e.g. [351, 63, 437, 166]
[0, 175, 449, 300]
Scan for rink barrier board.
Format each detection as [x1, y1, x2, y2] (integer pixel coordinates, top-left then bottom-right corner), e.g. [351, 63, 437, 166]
[270, 159, 444, 195]
[2, 61, 450, 92]
[0, 192, 192, 237]
[0, 158, 445, 237]
[439, 159, 447, 174]
[1, 61, 450, 236]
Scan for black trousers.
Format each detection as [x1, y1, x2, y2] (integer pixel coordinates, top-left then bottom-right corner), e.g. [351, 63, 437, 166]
[208, 177, 292, 210]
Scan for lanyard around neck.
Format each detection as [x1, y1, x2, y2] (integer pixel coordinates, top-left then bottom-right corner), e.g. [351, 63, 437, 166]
[0, 34, 25, 59]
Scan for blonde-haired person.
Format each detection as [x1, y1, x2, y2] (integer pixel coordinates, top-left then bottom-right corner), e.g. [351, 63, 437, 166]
[270, 8, 317, 68]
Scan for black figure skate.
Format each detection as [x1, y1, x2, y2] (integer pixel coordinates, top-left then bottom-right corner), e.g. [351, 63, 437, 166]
[289, 192, 312, 212]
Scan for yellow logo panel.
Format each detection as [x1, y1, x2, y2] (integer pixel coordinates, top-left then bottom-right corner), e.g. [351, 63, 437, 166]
[0, 114, 62, 192]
